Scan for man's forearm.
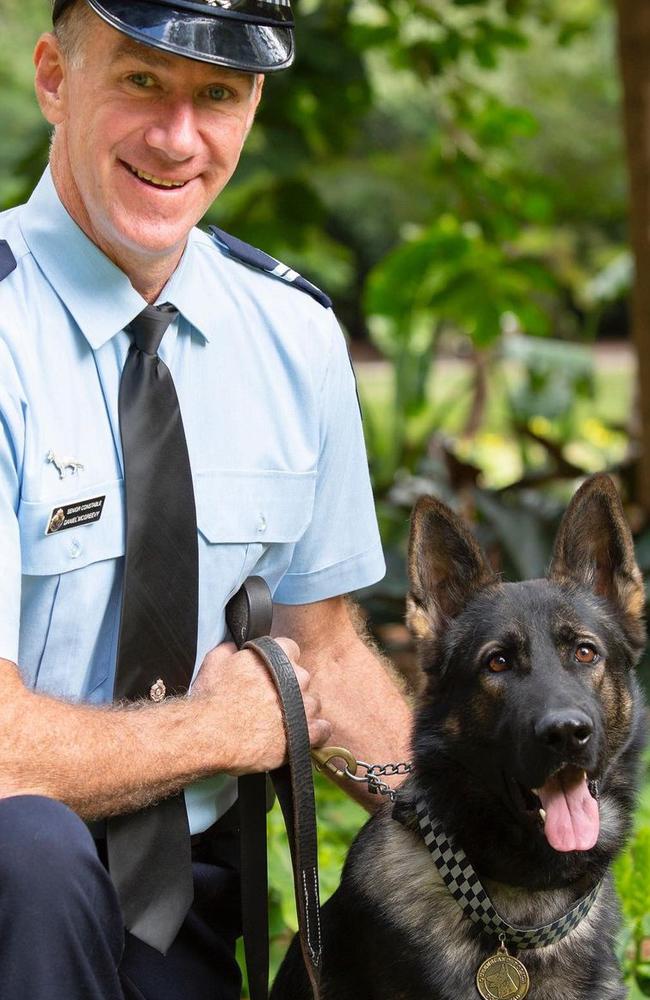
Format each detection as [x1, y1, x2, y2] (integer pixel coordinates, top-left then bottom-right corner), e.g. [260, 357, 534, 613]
[0, 659, 232, 820]
[0, 598, 406, 819]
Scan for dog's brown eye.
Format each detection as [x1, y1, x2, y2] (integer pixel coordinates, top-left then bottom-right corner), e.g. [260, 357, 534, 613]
[575, 644, 598, 664]
[488, 654, 510, 673]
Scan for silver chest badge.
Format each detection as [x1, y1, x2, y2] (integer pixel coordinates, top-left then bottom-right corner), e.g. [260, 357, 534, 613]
[46, 450, 85, 480]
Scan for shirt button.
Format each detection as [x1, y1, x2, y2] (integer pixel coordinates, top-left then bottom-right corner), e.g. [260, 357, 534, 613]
[68, 537, 82, 559]
[257, 515, 267, 534]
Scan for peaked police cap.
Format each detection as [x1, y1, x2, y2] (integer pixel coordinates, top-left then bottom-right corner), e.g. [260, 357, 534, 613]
[52, 0, 294, 73]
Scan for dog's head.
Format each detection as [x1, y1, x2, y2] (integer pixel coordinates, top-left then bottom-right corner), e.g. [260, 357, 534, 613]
[406, 474, 646, 859]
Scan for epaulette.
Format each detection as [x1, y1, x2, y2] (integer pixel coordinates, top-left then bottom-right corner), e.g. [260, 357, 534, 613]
[208, 226, 332, 309]
[0, 241, 17, 282]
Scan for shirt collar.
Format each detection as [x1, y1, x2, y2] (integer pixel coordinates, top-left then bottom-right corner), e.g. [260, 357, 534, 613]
[19, 167, 211, 349]
[157, 235, 212, 344]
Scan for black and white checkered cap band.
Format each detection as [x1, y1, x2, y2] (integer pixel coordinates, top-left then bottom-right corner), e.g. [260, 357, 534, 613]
[415, 799, 601, 950]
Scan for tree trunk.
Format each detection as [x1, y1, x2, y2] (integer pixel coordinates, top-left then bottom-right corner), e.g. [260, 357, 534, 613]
[616, 1, 650, 517]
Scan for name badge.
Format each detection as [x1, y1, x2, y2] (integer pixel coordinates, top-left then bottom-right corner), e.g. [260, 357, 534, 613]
[45, 495, 106, 535]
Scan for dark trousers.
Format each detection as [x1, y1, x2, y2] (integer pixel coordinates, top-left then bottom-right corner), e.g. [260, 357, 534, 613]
[0, 795, 243, 1000]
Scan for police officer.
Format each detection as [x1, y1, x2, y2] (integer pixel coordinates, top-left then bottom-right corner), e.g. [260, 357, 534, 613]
[0, 2, 412, 997]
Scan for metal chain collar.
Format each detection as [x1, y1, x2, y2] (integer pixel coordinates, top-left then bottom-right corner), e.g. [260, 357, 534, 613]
[412, 799, 602, 951]
[312, 746, 413, 801]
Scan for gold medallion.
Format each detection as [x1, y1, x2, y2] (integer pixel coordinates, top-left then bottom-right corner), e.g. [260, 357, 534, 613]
[476, 940, 530, 1000]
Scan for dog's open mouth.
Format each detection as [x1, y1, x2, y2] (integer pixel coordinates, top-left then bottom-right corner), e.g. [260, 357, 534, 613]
[512, 765, 600, 853]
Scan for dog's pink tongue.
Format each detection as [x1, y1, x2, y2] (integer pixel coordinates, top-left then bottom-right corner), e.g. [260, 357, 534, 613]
[537, 767, 599, 852]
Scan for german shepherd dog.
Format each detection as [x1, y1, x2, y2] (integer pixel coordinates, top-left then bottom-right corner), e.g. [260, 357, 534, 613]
[272, 474, 647, 999]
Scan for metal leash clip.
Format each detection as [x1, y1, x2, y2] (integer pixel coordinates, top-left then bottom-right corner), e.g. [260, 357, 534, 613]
[311, 746, 359, 779]
[312, 747, 413, 800]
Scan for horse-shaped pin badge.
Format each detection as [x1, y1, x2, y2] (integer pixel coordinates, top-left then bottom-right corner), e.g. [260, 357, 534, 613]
[46, 450, 85, 480]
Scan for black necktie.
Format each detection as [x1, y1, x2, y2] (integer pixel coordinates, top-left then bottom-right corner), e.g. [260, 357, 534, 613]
[106, 303, 198, 953]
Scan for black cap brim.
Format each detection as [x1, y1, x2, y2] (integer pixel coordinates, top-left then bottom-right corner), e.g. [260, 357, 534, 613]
[86, 0, 294, 72]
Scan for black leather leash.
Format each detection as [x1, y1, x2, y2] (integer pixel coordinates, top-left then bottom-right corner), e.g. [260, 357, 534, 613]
[226, 577, 322, 1000]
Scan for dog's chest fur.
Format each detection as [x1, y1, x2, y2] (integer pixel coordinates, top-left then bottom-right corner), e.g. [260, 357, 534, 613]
[346, 810, 625, 1000]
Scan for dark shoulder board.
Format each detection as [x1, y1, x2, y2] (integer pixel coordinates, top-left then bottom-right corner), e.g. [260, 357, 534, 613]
[0, 241, 17, 282]
[208, 226, 332, 309]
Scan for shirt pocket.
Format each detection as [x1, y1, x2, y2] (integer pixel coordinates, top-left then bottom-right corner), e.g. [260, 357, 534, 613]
[17, 479, 125, 699]
[194, 469, 317, 620]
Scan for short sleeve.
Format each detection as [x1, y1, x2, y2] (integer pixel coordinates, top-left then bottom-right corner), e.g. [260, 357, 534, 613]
[274, 311, 385, 604]
[0, 353, 24, 663]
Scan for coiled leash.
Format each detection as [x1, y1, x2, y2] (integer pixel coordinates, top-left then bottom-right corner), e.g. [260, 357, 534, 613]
[226, 578, 322, 1000]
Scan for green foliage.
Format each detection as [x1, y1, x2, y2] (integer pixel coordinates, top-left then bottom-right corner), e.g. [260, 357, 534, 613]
[615, 752, 650, 996]
[366, 217, 553, 346]
[362, 210, 557, 491]
[615, 826, 650, 998]
[358, 333, 631, 510]
[1, 0, 627, 340]
[0, 0, 52, 209]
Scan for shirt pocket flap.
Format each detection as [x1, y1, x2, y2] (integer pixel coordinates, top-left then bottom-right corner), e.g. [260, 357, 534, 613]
[18, 479, 125, 576]
[195, 470, 316, 544]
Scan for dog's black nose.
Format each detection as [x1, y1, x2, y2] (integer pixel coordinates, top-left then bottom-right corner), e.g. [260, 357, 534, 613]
[535, 711, 593, 753]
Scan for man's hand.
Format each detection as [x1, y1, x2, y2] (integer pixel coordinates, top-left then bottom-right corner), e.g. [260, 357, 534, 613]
[192, 639, 332, 775]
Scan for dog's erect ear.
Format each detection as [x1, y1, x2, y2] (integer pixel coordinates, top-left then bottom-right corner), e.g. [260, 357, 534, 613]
[407, 496, 497, 640]
[549, 474, 645, 645]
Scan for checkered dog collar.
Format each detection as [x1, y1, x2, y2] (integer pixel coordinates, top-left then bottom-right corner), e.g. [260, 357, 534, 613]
[414, 799, 602, 950]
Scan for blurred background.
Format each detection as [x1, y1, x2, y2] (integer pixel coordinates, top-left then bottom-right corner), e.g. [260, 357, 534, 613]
[3, 0, 650, 994]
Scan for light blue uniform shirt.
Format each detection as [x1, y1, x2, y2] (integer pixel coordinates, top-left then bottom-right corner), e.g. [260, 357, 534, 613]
[0, 168, 385, 833]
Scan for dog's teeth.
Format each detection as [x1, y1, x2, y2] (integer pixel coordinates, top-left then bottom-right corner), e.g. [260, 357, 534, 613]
[539, 808, 547, 823]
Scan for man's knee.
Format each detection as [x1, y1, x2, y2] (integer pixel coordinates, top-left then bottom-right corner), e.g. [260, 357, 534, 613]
[0, 796, 125, 991]
[0, 794, 112, 907]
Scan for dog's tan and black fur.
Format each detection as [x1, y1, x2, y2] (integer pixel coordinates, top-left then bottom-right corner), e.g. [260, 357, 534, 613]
[272, 475, 647, 999]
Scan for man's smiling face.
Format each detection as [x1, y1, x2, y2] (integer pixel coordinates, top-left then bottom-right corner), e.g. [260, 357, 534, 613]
[35, 12, 263, 272]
